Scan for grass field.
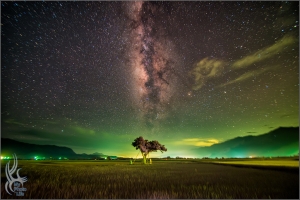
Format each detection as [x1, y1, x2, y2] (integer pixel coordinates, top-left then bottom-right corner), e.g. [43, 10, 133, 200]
[213, 160, 299, 166]
[1, 159, 299, 199]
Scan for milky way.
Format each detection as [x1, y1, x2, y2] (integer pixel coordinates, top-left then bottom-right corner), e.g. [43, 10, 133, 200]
[125, 2, 178, 130]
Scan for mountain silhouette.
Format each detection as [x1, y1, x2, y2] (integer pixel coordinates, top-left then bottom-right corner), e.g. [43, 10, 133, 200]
[195, 127, 299, 158]
[1, 138, 78, 159]
[1, 138, 108, 159]
[2, 126, 298, 159]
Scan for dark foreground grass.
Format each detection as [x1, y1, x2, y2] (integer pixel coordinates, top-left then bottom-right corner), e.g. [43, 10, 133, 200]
[1, 160, 299, 199]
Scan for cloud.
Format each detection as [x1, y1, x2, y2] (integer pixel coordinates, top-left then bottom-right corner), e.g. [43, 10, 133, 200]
[175, 138, 220, 147]
[70, 126, 95, 135]
[4, 119, 27, 126]
[218, 66, 272, 87]
[280, 114, 292, 118]
[232, 34, 297, 69]
[190, 34, 298, 90]
[4, 129, 59, 145]
[190, 57, 227, 90]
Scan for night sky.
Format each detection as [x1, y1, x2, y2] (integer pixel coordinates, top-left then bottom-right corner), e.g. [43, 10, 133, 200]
[1, 1, 299, 157]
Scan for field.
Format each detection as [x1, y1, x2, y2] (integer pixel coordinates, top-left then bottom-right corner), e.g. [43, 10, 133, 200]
[1, 159, 299, 199]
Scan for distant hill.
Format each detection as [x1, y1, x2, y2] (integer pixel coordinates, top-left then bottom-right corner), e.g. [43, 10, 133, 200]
[91, 152, 105, 156]
[1, 138, 105, 159]
[195, 127, 299, 158]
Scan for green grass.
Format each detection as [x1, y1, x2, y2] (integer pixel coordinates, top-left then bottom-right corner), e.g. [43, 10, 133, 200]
[1, 160, 299, 199]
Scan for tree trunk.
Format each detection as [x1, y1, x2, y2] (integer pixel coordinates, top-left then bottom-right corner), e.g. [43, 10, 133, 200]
[142, 153, 148, 164]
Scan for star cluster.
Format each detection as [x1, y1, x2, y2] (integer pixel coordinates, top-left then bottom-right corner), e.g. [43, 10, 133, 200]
[1, 1, 298, 156]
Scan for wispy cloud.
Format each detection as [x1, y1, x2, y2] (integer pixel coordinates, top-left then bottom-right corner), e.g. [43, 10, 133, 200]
[174, 138, 220, 147]
[190, 34, 298, 90]
[217, 66, 273, 87]
[70, 126, 95, 135]
[232, 34, 297, 69]
[4, 119, 26, 126]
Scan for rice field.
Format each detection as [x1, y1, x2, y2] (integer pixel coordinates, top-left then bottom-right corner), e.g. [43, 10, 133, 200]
[213, 160, 299, 167]
[1, 159, 299, 199]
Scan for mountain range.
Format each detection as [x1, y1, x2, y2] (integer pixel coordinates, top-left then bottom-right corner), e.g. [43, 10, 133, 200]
[1, 127, 299, 159]
[195, 127, 299, 158]
[1, 138, 105, 159]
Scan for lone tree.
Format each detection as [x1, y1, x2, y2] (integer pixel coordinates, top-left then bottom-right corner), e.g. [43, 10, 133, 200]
[132, 136, 167, 164]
